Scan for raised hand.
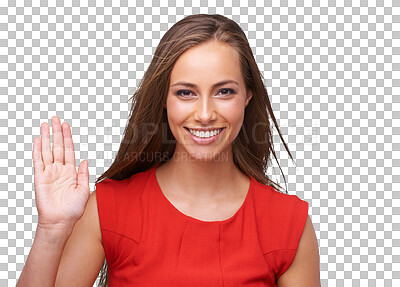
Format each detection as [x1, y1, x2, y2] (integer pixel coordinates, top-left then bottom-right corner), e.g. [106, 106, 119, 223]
[32, 116, 90, 231]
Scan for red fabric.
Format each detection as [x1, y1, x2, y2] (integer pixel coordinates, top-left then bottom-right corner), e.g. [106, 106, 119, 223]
[96, 165, 309, 286]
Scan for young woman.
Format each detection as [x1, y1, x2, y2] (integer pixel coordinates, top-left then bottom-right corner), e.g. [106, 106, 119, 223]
[17, 14, 320, 286]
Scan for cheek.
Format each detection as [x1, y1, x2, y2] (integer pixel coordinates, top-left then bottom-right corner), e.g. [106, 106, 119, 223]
[230, 110, 245, 135]
[222, 102, 246, 139]
[166, 95, 187, 115]
[165, 97, 186, 135]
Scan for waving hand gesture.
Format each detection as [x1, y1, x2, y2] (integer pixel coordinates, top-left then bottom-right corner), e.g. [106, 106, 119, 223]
[32, 116, 90, 231]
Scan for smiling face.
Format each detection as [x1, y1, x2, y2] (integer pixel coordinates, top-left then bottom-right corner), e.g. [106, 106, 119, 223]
[165, 40, 252, 162]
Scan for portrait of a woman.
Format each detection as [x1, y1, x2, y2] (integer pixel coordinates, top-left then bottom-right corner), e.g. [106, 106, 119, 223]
[17, 14, 320, 286]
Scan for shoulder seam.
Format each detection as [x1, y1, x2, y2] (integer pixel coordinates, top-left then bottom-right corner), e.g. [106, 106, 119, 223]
[101, 228, 140, 245]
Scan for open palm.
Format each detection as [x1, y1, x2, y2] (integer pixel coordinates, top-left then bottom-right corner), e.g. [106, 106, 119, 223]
[33, 116, 90, 229]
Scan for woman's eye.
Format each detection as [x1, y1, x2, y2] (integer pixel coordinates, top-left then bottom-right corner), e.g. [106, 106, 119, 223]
[176, 90, 193, 97]
[217, 88, 235, 96]
[175, 88, 236, 98]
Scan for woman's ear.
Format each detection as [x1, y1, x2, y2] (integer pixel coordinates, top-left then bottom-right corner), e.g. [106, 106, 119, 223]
[245, 91, 252, 107]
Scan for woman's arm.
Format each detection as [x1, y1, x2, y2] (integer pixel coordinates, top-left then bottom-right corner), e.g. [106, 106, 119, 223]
[16, 222, 74, 286]
[55, 191, 105, 286]
[17, 191, 105, 287]
[17, 116, 105, 286]
[277, 215, 321, 287]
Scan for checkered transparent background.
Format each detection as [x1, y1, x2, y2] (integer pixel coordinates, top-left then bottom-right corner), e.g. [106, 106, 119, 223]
[1, 0, 399, 286]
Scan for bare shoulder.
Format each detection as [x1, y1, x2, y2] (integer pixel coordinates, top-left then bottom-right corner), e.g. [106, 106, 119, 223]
[277, 215, 321, 287]
[55, 191, 105, 287]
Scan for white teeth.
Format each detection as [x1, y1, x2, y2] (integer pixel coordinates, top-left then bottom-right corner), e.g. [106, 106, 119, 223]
[188, 128, 222, 138]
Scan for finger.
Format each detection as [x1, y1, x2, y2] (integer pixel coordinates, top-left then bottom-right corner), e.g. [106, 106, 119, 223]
[62, 121, 76, 166]
[51, 116, 64, 164]
[32, 137, 44, 173]
[41, 122, 53, 167]
[77, 160, 89, 193]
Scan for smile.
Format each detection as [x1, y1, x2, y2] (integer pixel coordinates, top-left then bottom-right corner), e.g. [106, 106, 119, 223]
[187, 128, 224, 138]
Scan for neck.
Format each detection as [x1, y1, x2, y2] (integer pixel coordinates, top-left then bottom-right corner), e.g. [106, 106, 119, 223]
[160, 149, 243, 200]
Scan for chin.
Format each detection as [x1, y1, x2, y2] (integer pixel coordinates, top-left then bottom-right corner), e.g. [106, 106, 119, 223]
[185, 150, 229, 163]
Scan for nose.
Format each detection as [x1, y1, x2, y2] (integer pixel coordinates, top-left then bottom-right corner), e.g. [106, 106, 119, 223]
[194, 96, 217, 124]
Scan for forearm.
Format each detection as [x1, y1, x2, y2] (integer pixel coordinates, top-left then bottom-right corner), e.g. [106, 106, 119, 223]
[16, 225, 73, 287]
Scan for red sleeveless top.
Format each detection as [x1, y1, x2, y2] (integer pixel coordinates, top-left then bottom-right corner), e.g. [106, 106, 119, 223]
[96, 165, 308, 286]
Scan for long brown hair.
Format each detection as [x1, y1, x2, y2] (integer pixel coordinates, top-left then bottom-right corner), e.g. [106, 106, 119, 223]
[96, 14, 294, 286]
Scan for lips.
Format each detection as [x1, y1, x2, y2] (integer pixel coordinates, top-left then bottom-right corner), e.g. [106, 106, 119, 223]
[184, 127, 225, 144]
[184, 127, 225, 137]
[184, 127, 225, 132]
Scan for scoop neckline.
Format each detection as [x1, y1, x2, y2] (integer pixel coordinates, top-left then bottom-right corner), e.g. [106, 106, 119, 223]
[151, 165, 253, 224]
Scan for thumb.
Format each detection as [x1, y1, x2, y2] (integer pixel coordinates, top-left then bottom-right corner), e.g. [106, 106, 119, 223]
[77, 159, 89, 191]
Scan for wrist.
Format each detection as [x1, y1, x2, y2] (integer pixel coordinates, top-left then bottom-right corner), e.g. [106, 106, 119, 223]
[35, 222, 74, 245]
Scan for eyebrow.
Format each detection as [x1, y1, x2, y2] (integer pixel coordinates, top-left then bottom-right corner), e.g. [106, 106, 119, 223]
[170, 80, 239, 89]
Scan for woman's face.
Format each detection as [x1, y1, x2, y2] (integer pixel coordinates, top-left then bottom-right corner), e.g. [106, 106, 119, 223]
[166, 40, 252, 161]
